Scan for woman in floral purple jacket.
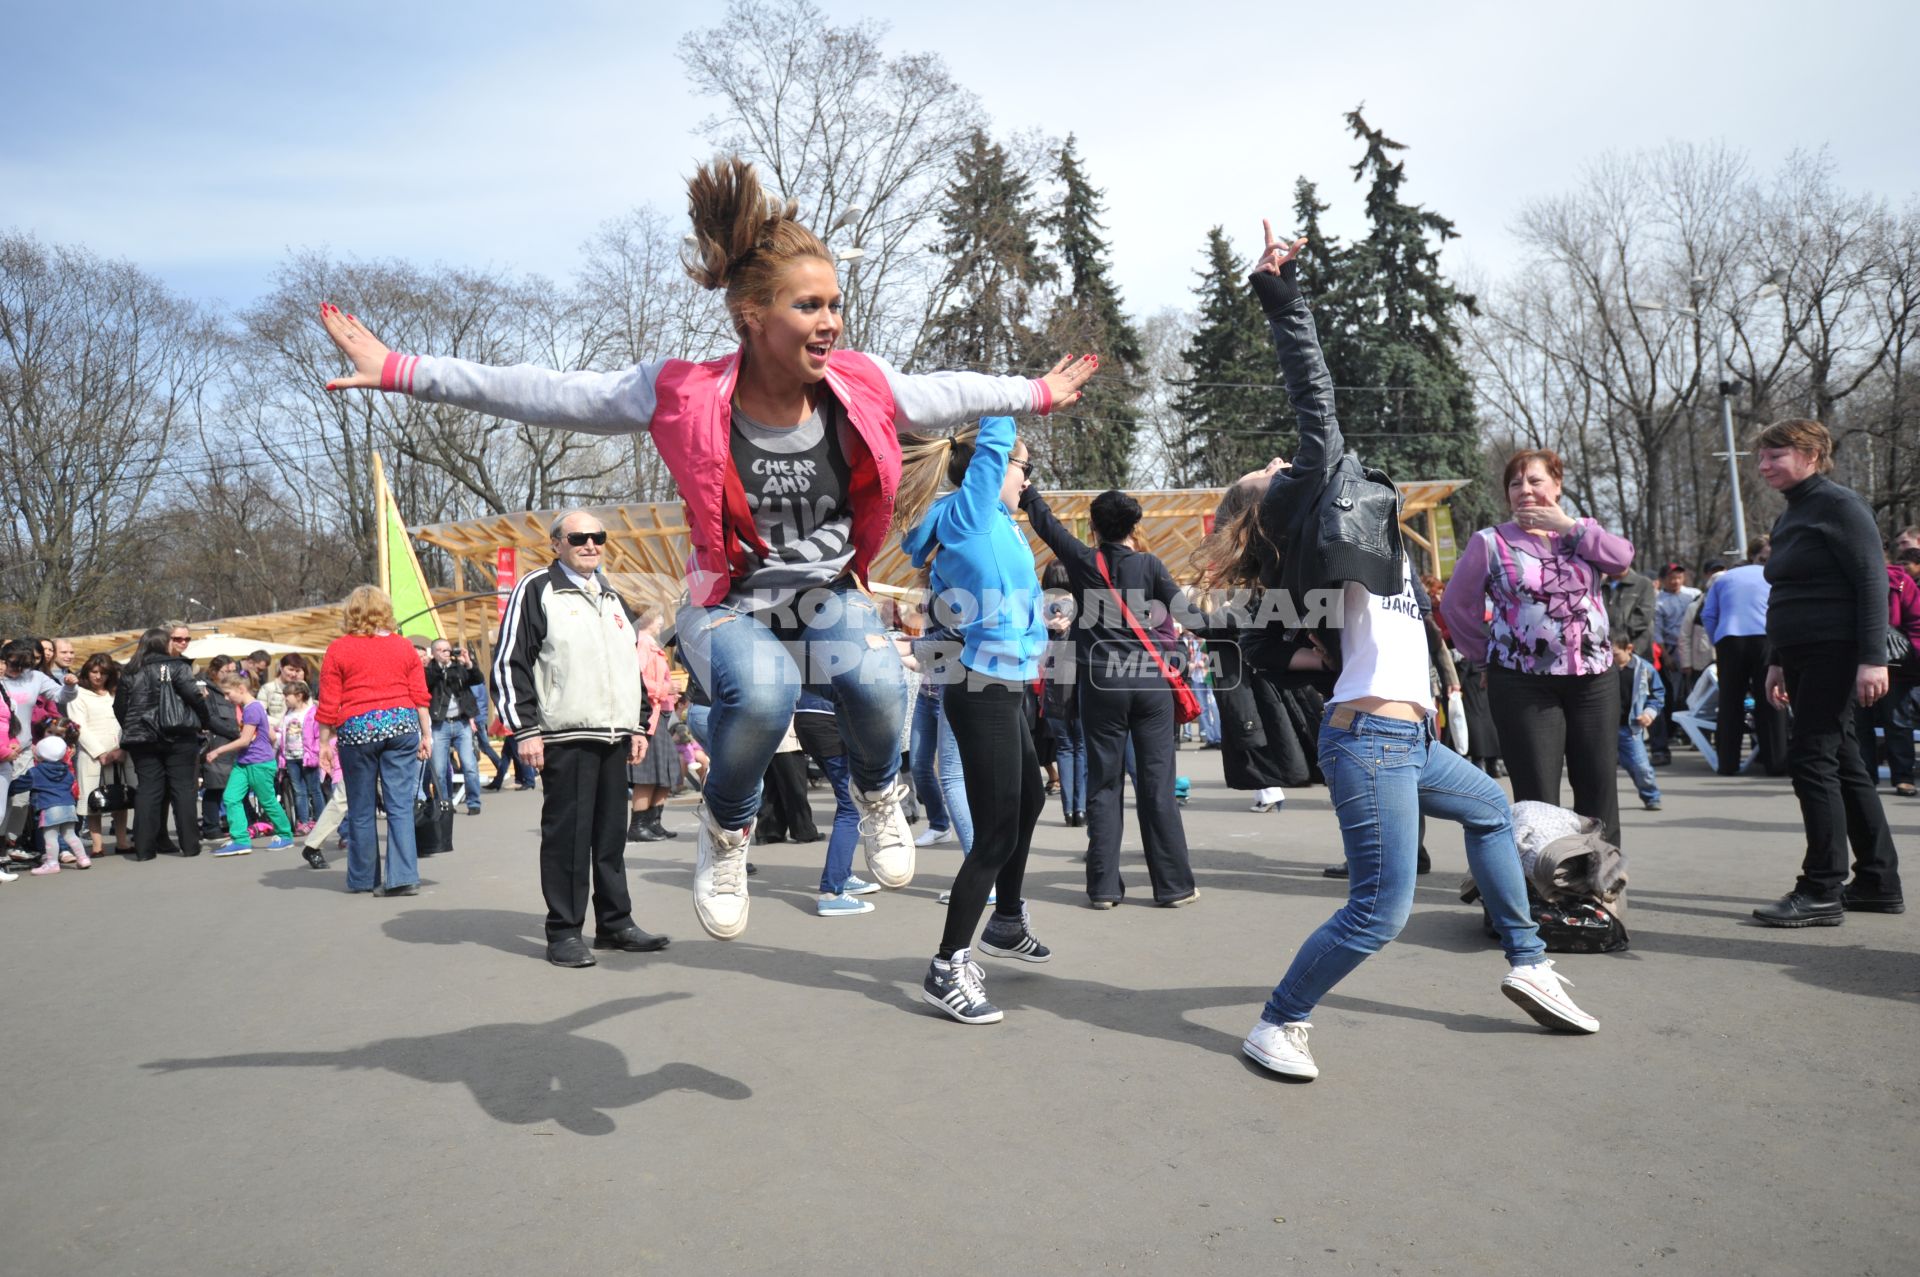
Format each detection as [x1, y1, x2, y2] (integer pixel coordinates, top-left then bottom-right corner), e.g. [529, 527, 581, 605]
[1441, 449, 1635, 846]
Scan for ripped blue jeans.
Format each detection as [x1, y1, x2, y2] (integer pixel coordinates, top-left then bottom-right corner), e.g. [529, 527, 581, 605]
[675, 582, 906, 832]
[1263, 710, 1546, 1025]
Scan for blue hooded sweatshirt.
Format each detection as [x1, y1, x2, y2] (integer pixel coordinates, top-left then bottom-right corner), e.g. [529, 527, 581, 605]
[900, 416, 1046, 682]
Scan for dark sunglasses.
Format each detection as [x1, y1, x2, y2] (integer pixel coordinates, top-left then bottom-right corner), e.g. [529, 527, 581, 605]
[1012, 458, 1034, 477]
[562, 531, 609, 546]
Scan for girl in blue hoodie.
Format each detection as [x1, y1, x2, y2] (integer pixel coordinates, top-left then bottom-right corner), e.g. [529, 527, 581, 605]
[896, 416, 1052, 1025]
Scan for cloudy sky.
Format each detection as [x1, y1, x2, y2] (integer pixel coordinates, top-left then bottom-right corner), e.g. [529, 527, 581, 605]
[6, 0, 1915, 325]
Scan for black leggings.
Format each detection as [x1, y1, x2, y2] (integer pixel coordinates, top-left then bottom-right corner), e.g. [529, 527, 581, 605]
[1486, 665, 1621, 848]
[938, 672, 1045, 958]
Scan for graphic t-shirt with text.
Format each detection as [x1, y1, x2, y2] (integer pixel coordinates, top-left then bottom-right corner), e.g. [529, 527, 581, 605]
[727, 398, 856, 611]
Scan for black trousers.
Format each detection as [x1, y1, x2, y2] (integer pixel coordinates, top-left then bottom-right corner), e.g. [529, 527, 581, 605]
[538, 739, 636, 940]
[1715, 634, 1788, 775]
[938, 673, 1045, 957]
[754, 751, 817, 843]
[129, 738, 201, 857]
[1487, 665, 1622, 848]
[1778, 643, 1902, 899]
[1082, 683, 1195, 903]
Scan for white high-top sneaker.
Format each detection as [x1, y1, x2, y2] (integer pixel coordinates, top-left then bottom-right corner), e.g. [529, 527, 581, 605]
[692, 804, 752, 940]
[854, 781, 916, 888]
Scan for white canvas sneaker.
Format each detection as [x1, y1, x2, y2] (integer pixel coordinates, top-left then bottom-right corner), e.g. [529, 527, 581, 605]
[855, 781, 916, 888]
[914, 825, 954, 848]
[692, 804, 751, 940]
[1242, 1020, 1318, 1080]
[1500, 959, 1599, 1033]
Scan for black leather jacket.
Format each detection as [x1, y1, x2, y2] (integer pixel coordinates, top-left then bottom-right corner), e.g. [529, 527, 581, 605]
[1251, 266, 1405, 601]
[113, 655, 211, 746]
[425, 659, 482, 724]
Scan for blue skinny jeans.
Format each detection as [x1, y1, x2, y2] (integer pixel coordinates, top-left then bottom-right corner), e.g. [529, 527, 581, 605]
[675, 584, 905, 833]
[1264, 710, 1546, 1025]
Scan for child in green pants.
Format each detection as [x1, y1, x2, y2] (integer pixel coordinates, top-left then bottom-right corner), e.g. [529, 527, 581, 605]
[206, 670, 294, 857]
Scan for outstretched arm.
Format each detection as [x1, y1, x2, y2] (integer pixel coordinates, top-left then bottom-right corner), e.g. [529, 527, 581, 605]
[319, 304, 664, 436]
[1017, 487, 1098, 572]
[875, 353, 1098, 432]
[1249, 224, 1342, 485]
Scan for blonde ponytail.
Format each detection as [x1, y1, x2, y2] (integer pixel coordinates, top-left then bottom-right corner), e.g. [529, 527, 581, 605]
[683, 155, 833, 338]
[890, 429, 969, 542]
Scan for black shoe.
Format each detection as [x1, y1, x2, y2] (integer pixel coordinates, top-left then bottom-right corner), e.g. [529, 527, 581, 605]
[651, 809, 680, 839]
[133, 851, 157, 862]
[547, 936, 596, 967]
[375, 883, 419, 897]
[593, 925, 671, 952]
[1065, 813, 1083, 828]
[626, 811, 648, 842]
[1752, 891, 1845, 927]
[630, 812, 668, 842]
[1842, 890, 1906, 914]
[746, 862, 758, 876]
[178, 848, 201, 858]
[482, 780, 504, 793]
[514, 783, 537, 791]
[1649, 752, 1672, 767]
[301, 847, 328, 869]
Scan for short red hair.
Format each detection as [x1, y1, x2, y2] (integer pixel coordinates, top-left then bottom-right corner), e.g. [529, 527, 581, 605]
[1502, 448, 1564, 489]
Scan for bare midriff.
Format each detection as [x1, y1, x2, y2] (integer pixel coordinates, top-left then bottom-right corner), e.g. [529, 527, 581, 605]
[1335, 696, 1427, 722]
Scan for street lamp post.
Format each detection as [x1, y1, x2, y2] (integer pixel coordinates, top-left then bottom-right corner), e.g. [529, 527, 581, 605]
[1634, 270, 1783, 562]
[1711, 325, 1749, 561]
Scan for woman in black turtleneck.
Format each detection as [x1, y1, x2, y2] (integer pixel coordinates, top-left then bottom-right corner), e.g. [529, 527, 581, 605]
[1751, 418, 1904, 926]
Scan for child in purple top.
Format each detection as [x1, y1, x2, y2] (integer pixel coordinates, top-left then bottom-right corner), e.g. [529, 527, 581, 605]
[205, 671, 294, 856]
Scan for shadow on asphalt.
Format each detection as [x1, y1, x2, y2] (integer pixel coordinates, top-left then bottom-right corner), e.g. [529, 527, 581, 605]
[380, 906, 1251, 1041]
[1394, 897, 1919, 1003]
[256, 866, 444, 895]
[139, 994, 751, 1135]
[368, 907, 1562, 1055]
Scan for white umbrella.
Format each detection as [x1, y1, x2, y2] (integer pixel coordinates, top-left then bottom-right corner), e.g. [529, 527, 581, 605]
[182, 634, 326, 660]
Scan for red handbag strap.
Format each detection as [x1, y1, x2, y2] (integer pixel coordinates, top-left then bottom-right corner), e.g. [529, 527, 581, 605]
[1095, 551, 1185, 689]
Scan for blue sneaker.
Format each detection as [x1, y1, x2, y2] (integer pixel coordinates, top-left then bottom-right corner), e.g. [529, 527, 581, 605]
[842, 875, 882, 897]
[263, 836, 296, 851]
[816, 892, 875, 917]
[211, 841, 254, 857]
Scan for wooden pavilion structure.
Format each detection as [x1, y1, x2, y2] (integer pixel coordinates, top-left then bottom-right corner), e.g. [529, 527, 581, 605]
[62, 482, 1466, 666]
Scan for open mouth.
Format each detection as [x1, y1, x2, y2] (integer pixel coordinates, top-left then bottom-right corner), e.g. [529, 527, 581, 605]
[805, 341, 832, 362]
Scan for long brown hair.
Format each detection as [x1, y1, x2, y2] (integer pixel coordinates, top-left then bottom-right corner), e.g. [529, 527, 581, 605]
[683, 156, 834, 340]
[1189, 479, 1280, 594]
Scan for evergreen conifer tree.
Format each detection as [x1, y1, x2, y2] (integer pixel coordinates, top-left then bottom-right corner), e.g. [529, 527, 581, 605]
[1331, 107, 1492, 526]
[1037, 134, 1143, 489]
[919, 130, 1052, 375]
[1172, 227, 1285, 486]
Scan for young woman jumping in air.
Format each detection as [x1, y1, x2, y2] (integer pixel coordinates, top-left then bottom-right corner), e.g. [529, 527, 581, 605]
[1198, 224, 1602, 1081]
[319, 157, 1094, 940]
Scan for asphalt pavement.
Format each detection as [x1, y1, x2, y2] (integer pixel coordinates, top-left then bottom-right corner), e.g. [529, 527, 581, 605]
[2, 744, 1914, 1276]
